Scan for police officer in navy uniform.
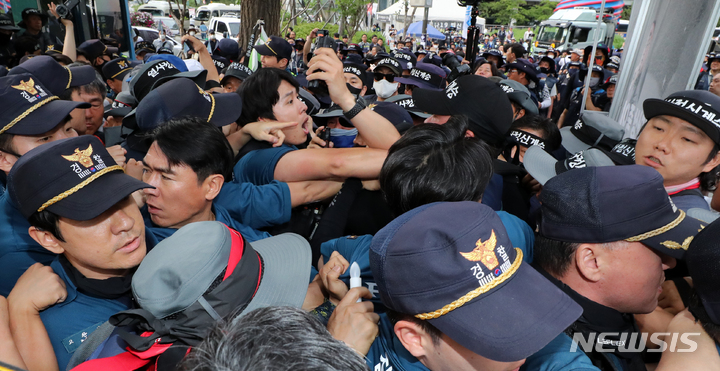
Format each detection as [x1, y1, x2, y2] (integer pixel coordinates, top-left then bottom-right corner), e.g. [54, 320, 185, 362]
[0, 74, 90, 296]
[0, 14, 20, 67]
[13, 8, 58, 54]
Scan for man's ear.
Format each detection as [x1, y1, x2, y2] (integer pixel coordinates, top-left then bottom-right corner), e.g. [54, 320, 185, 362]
[394, 320, 433, 360]
[360, 86, 368, 96]
[702, 150, 720, 173]
[574, 243, 602, 283]
[202, 173, 225, 201]
[28, 226, 65, 255]
[0, 150, 18, 175]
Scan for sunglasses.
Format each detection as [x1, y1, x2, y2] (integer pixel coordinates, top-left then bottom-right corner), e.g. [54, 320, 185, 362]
[373, 72, 395, 83]
[595, 56, 604, 60]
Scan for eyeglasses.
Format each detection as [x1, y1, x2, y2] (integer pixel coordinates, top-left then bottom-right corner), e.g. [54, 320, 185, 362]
[595, 56, 604, 60]
[507, 69, 518, 74]
[373, 72, 395, 83]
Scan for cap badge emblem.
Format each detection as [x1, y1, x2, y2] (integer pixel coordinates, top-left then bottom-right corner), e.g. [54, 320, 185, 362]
[62, 144, 94, 168]
[460, 230, 499, 270]
[660, 236, 693, 251]
[12, 78, 39, 95]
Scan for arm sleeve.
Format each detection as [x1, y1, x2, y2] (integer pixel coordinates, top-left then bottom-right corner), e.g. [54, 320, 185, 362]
[233, 146, 295, 185]
[216, 180, 292, 229]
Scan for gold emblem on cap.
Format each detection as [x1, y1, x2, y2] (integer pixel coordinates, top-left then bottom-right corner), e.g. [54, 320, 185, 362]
[368, 103, 377, 110]
[12, 78, 39, 95]
[62, 144, 94, 168]
[660, 236, 694, 250]
[459, 230, 499, 270]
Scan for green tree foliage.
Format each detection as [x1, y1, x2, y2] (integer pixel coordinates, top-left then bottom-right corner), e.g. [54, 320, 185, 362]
[480, 0, 558, 26]
[293, 22, 340, 40]
[621, 5, 632, 20]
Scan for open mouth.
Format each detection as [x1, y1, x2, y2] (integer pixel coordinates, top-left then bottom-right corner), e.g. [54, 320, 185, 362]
[118, 236, 140, 253]
[645, 156, 662, 167]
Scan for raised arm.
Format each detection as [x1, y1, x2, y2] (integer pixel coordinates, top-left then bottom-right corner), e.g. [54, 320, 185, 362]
[274, 147, 387, 183]
[307, 48, 401, 149]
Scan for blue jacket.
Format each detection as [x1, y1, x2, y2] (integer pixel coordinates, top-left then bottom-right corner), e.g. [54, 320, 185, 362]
[0, 191, 56, 296]
[215, 180, 292, 229]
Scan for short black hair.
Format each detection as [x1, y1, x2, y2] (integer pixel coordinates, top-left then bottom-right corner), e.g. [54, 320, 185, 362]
[0, 133, 16, 156]
[237, 68, 299, 126]
[62, 63, 107, 100]
[14, 35, 40, 56]
[49, 53, 74, 66]
[28, 210, 65, 242]
[700, 143, 720, 193]
[380, 116, 494, 216]
[149, 116, 234, 182]
[510, 114, 562, 152]
[533, 234, 581, 277]
[507, 43, 526, 58]
[689, 288, 720, 343]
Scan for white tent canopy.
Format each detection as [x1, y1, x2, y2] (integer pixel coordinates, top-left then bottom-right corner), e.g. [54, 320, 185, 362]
[377, 0, 468, 23]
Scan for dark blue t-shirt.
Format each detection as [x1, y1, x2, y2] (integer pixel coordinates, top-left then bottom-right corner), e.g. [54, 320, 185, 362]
[143, 203, 271, 242]
[233, 145, 297, 185]
[216, 180, 292, 229]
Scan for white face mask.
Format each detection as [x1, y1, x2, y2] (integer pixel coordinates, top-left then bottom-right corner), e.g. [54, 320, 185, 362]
[189, 31, 196, 36]
[373, 79, 398, 99]
[209, 35, 215, 40]
[159, 34, 165, 40]
[589, 77, 600, 87]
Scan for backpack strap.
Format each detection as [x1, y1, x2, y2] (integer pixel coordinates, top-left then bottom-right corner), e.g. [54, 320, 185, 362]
[66, 321, 116, 371]
[70, 342, 172, 371]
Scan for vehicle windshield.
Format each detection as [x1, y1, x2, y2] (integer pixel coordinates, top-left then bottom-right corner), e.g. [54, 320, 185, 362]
[156, 18, 178, 30]
[196, 10, 210, 21]
[141, 9, 164, 17]
[229, 22, 240, 36]
[537, 26, 567, 44]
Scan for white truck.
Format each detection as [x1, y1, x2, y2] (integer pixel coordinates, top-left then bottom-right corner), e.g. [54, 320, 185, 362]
[534, 7, 618, 53]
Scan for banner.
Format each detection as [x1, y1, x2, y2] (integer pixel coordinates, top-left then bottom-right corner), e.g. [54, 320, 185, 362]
[248, 26, 268, 72]
[461, 6, 472, 39]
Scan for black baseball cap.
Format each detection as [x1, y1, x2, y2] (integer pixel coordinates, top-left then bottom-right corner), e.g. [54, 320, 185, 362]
[369, 101, 413, 133]
[101, 57, 133, 81]
[413, 75, 513, 146]
[8, 136, 151, 220]
[0, 14, 20, 31]
[686, 217, 720, 324]
[8, 55, 96, 96]
[560, 111, 625, 153]
[392, 49, 417, 71]
[342, 62, 367, 85]
[129, 59, 207, 101]
[540, 165, 704, 259]
[211, 54, 230, 74]
[216, 38, 241, 61]
[254, 36, 292, 62]
[374, 57, 402, 76]
[18, 8, 48, 29]
[135, 41, 156, 55]
[342, 44, 364, 56]
[133, 78, 242, 131]
[77, 39, 118, 61]
[370, 201, 582, 362]
[104, 91, 137, 118]
[644, 90, 720, 146]
[395, 62, 447, 91]
[385, 94, 431, 119]
[601, 137, 636, 166]
[0, 73, 89, 136]
[221, 62, 253, 85]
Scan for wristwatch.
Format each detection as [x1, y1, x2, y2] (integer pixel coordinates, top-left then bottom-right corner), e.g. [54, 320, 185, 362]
[343, 98, 367, 121]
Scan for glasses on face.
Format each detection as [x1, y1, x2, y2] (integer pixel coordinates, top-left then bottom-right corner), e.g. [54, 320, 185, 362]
[373, 72, 395, 83]
[507, 69, 518, 74]
[595, 56, 604, 61]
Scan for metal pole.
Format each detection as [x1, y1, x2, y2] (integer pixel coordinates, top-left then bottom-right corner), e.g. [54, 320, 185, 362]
[580, 0, 606, 113]
[422, 5, 429, 47]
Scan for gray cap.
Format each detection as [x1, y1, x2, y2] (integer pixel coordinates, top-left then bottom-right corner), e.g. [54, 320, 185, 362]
[524, 145, 615, 185]
[498, 79, 539, 115]
[132, 222, 311, 320]
[687, 208, 720, 224]
[560, 112, 625, 154]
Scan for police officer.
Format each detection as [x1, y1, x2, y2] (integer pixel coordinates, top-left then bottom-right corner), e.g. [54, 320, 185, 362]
[0, 14, 19, 67]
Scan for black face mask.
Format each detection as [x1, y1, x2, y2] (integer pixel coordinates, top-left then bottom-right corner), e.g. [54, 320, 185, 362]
[539, 67, 549, 74]
[0, 33, 10, 44]
[347, 82, 363, 98]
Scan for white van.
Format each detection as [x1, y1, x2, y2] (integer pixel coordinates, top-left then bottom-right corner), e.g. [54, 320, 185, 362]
[209, 16, 240, 39]
[195, 3, 241, 22]
[138, 1, 185, 19]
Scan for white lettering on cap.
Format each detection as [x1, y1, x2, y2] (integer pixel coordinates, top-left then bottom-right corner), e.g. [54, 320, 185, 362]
[500, 84, 515, 93]
[147, 61, 175, 78]
[411, 69, 432, 81]
[566, 151, 587, 169]
[446, 80, 459, 99]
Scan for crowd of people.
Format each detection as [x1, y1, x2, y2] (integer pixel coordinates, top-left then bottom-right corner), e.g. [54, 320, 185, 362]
[1, 5, 720, 371]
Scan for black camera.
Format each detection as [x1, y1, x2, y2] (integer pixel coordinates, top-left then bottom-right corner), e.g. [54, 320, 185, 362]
[318, 127, 332, 148]
[307, 30, 338, 97]
[55, 0, 80, 20]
